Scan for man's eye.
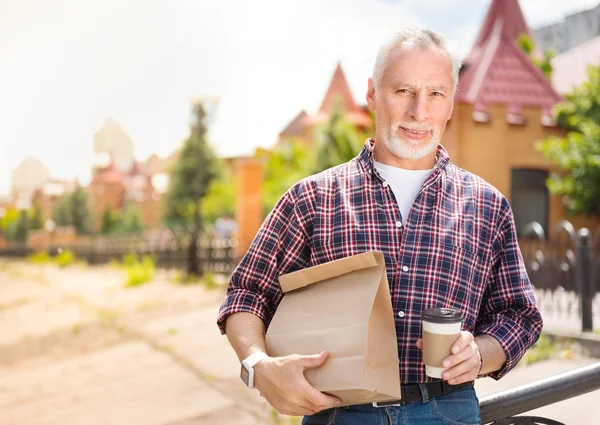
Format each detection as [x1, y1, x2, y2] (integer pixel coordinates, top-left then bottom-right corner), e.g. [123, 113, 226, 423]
[432, 92, 443, 97]
[396, 89, 410, 94]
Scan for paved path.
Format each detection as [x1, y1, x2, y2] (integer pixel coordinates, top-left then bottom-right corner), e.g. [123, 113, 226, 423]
[0, 259, 598, 425]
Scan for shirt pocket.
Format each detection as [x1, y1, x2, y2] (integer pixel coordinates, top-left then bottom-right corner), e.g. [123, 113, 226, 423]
[436, 244, 487, 329]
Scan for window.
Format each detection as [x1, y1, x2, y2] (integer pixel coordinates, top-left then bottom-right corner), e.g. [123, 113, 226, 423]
[511, 169, 549, 236]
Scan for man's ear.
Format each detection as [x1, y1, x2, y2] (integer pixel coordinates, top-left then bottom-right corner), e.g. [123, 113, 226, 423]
[366, 78, 376, 111]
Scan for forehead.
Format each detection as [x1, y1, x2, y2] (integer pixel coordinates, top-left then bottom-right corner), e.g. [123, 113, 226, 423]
[382, 46, 453, 86]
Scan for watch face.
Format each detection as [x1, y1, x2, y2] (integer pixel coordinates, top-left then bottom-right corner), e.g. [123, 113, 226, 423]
[240, 364, 250, 385]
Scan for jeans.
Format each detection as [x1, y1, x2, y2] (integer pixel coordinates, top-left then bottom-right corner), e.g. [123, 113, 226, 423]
[302, 386, 481, 425]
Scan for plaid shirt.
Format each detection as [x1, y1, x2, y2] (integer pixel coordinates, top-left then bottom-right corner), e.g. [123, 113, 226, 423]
[218, 139, 543, 383]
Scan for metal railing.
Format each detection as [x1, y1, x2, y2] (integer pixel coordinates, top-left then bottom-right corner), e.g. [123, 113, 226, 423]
[521, 221, 600, 332]
[480, 362, 600, 424]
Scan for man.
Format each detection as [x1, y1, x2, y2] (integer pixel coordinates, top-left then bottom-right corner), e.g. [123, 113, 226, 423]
[217, 28, 543, 424]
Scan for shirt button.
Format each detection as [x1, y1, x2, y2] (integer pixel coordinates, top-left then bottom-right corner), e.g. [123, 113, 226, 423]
[383, 181, 389, 188]
[398, 311, 405, 318]
[402, 265, 409, 272]
[395, 221, 403, 228]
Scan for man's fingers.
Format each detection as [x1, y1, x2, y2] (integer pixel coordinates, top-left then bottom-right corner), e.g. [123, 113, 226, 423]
[300, 379, 342, 410]
[445, 369, 477, 385]
[300, 350, 329, 370]
[442, 343, 474, 368]
[416, 339, 423, 349]
[442, 354, 480, 381]
[450, 331, 474, 354]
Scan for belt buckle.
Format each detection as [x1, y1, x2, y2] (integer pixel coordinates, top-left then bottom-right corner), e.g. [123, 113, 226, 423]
[372, 401, 402, 408]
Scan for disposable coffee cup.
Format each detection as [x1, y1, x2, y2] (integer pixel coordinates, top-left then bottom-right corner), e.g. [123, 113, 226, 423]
[421, 308, 463, 378]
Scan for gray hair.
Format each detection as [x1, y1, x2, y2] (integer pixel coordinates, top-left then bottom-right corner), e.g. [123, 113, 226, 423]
[372, 28, 462, 93]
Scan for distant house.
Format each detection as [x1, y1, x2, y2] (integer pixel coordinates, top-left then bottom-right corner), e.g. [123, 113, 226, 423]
[447, 0, 566, 235]
[11, 157, 52, 210]
[277, 63, 372, 148]
[93, 118, 135, 173]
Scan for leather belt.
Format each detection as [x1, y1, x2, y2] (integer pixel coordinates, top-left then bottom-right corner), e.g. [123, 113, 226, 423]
[371, 380, 474, 407]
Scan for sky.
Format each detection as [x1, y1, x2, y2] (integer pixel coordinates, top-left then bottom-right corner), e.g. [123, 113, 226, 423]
[1, 0, 600, 195]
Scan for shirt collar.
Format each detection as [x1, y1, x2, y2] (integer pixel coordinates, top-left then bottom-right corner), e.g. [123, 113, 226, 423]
[357, 138, 451, 176]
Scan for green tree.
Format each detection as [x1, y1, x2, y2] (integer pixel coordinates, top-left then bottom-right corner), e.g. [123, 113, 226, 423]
[261, 139, 314, 216]
[118, 203, 144, 233]
[1, 208, 41, 241]
[52, 195, 71, 227]
[162, 101, 220, 275]
[70, 183, 90, 234]
[1, 209, 21, 240]
[201, 168, 236, 225]
[29, 206, 44, 230]
[312, 105, 367, 173]
[100, 205, 119, 234]
[537, 64, 600, 215]
[517, 33, 556, 79]
[51, 183, 91, 234]
[14, 210, 29, 241]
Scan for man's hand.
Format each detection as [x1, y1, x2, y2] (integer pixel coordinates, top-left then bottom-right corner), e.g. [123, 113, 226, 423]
[416, 331, 481, 385]
[253, 350, 343, 416]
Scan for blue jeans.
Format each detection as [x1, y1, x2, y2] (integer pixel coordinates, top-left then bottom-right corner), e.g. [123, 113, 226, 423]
[302, 386, 480, 425]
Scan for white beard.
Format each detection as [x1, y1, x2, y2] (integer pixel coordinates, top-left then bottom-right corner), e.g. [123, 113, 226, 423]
[383, 122, 440, 160]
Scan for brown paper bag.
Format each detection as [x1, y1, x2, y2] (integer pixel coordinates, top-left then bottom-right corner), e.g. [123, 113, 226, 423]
[265, 251, 401, 406]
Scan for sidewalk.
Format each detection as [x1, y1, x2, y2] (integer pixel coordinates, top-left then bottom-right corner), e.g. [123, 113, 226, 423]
[0, 259, 598, 425]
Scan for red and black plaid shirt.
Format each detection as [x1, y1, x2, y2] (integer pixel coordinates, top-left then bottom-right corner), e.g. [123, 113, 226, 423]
[218, 139, 542, 383]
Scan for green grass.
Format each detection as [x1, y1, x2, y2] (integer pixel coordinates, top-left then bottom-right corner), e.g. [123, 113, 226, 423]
[170, 270, 220, 291]
[26, 249, 80, 268]
[523, 334, 562, 365]
[27, 251, 52, 264]
[55, 250, 76, 268]
[123, 255, 156, 287]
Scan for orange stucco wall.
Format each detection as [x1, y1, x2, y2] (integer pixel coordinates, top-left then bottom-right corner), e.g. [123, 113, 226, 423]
[441, 103, 599, 234]
[235, 159, 264, 259]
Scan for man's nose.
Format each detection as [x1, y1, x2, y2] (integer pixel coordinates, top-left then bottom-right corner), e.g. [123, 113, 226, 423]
[408, 93, 428, 121]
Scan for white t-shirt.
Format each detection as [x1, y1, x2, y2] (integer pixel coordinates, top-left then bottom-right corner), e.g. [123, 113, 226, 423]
[373, 160, 435, 224]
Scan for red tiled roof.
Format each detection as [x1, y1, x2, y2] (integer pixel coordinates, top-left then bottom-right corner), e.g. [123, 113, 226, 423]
[302, 63, 373, 129]
[470, 0, 532, 57]
[318, 63, 362, 114]
[279, 110, 308, 138]
[457, 0, 561, 112]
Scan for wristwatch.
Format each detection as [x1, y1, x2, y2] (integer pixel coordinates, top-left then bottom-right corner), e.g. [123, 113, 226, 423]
[240, 351, 268, 389]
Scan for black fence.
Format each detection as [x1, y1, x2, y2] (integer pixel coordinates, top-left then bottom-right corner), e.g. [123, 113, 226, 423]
[0, 230, 238, 275]
[520, 220, 600, 332]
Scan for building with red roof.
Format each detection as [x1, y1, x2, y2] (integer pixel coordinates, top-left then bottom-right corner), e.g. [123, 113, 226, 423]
[442, 0, 570, 234]
[277, 63, 372, 147]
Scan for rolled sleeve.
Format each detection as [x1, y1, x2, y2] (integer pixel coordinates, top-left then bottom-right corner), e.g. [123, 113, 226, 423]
[475, 200, 543, 380]
[216, 180, 314, 335]
[217, 289, 273, 334]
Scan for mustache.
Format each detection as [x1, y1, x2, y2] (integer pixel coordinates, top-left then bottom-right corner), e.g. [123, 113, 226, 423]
[394, 122, 437, 132]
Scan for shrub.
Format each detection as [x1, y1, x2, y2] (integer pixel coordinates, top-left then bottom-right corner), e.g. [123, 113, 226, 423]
[124, 255, 156, 287]
[122, 253, 139, 267]
[27, 251, 52, 264]
[55, 250, 76, 268]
